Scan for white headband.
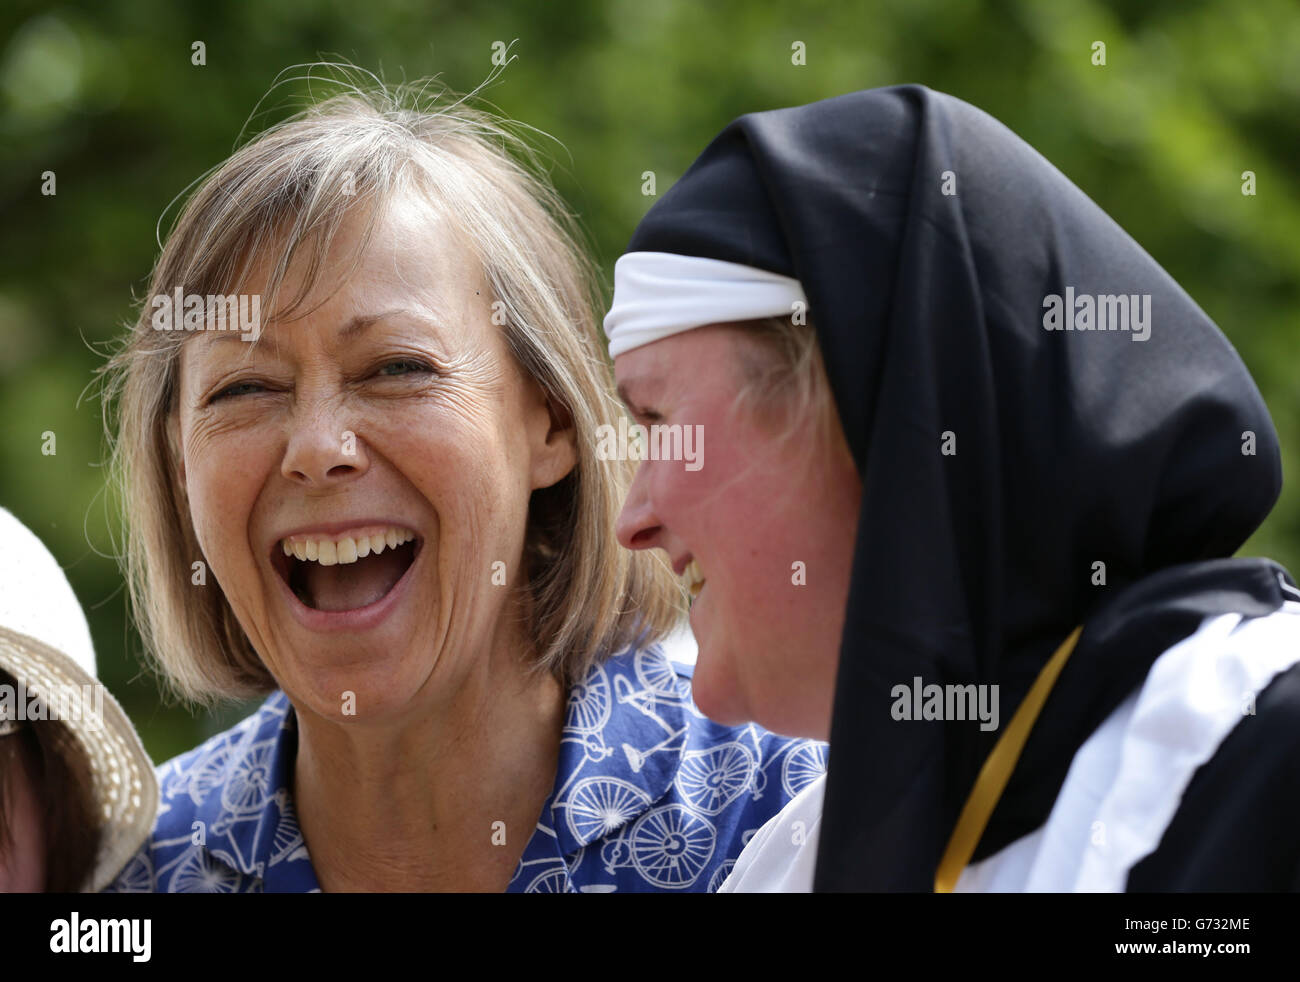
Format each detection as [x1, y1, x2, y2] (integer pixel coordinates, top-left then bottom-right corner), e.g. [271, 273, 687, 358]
[603, 251, 807, 358]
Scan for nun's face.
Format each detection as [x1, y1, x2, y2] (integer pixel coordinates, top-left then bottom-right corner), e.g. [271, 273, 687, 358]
[614, 325, 861, 740]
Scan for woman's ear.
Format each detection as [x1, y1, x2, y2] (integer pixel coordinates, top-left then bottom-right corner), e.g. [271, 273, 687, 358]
[528, 384, 577, 491]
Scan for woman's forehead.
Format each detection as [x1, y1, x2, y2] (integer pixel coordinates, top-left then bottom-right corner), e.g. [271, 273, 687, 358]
[173, 211, 494, 382]
[180, 205, 486, 362]
[276, 193, 484, 301]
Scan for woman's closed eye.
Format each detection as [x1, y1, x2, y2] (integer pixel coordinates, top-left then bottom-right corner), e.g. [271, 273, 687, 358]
[374, 358, 435, 378]
[202, 357, 439, 407]
[209, 378, 271, 403]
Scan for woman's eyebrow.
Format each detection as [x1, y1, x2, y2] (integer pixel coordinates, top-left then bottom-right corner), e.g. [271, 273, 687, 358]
[200, 308, 446, 346]
[338, 309, 433, 341]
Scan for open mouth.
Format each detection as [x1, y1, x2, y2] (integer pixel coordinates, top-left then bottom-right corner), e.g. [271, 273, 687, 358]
[273, 525, 421, 612]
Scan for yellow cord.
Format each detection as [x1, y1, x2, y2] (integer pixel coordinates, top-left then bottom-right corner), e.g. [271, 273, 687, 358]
[934, 625, 1084, 892]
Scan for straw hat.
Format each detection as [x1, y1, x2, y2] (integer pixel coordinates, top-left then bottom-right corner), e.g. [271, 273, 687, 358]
[0, 508, 157, 891]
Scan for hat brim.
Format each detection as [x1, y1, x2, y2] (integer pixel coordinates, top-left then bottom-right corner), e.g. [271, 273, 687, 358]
[0, 624, 158, 892]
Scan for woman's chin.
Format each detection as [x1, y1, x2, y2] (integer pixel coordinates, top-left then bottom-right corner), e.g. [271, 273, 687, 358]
[282, 666, 423, 724]
[261, 625, 433, 719]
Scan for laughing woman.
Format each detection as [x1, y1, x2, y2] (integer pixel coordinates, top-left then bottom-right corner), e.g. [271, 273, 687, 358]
[605, 85, 1300, 891]
[100, 77, 821, 893]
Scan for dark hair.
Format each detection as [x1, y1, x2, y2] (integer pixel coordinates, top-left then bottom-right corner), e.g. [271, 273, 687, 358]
[0, 669, 102, 891]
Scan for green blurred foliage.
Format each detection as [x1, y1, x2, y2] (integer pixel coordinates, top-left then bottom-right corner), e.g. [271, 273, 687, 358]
[1, 0, 1297, 764]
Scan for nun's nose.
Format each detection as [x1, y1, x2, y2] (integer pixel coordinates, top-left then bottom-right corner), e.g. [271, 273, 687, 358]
[616, 465, 661, 551]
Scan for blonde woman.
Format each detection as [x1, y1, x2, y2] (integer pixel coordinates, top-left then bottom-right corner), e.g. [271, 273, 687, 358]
[100, 73, 823, 893]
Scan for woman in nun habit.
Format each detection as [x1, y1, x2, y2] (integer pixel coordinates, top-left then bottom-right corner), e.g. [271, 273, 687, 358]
[605, 85, 1300, 892]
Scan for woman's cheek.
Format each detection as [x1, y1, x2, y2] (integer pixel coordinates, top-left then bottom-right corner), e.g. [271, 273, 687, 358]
[184, 435, 268, 578]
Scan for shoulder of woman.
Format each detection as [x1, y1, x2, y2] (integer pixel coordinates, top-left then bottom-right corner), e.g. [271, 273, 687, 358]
[149, 691, 291, 840]
[1102, 604, 1300, 890]
[102, 691, 290, 893]
[1125, 654, 1300, 890]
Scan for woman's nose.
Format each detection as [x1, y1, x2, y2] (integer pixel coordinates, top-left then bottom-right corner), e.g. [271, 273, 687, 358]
[615, 465, 661, 551]
[280, 403, 369, 487]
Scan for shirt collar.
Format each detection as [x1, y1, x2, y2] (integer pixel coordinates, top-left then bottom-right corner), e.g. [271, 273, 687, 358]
[547, 646, 692, 856]
[190, 690, 318, 890]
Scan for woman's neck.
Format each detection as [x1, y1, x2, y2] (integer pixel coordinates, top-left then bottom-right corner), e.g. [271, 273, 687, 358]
[290, 643, 566, 892]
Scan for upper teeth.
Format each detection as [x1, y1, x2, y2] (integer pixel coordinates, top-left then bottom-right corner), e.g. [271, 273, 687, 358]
[683, 558, 705, 596]
[281, 526, 415, 567]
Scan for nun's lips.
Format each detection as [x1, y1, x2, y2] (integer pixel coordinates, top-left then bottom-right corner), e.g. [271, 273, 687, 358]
[671, 553, 706, 597]
[683, 559, 706, 597]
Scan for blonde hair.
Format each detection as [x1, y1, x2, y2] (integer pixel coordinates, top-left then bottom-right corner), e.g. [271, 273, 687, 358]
[731, 314, 838, 451]
[101, 67, 683, 705]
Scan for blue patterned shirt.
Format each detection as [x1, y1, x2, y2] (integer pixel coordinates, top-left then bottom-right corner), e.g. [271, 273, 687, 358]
[104, 643, 827, 892]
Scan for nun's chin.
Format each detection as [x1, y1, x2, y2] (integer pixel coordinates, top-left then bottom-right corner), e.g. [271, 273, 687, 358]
[687, 640, 751, 729]
[689, 673, 747, 729]
[689, 586, 757, 726]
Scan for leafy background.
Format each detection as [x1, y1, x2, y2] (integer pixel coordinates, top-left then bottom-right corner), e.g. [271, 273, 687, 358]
[1, 0, 1297, 761]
